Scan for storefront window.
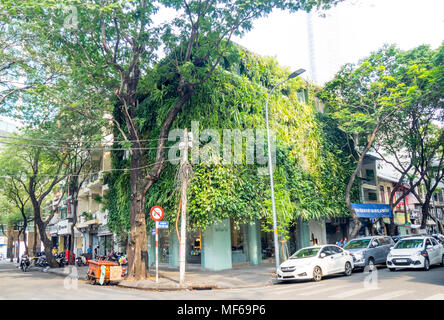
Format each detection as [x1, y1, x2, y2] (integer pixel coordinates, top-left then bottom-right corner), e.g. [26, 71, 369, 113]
[230, 220, 249, 264]
[99, 235, 113, 256]
[187, 229, 201, 264]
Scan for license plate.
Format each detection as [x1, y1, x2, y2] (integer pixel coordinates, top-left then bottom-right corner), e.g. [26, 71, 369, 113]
[397, 259, 407, 263]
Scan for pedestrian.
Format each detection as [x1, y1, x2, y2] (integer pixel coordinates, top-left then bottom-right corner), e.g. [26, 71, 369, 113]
[52, 247, 57, 256]
[94, 245, 99, 259]
[87, 245, 92, 259]
[343, 237, 348, 247]
[336, 239, 343, 247]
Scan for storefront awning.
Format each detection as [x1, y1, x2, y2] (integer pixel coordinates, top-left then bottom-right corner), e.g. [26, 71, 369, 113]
[351, 203, 392, 218]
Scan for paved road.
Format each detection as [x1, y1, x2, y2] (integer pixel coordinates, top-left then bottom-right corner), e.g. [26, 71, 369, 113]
[0, 260, 443, 300]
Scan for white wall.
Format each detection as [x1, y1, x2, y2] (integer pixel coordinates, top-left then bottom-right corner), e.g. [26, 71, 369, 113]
[309, 220, 327, 245]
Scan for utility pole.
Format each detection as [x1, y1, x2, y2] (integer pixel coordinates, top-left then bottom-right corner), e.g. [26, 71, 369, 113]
[179, 128, 192, 285]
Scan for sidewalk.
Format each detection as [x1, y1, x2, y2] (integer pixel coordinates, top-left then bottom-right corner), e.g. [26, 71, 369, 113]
[117, 262, 277, 291]
[26, 260, 277, 291]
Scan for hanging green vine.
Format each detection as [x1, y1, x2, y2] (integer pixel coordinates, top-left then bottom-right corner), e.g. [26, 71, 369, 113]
[105, 44, 359, 239]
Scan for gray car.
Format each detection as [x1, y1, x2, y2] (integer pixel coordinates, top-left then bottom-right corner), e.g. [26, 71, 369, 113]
[343, 236, 395, 271]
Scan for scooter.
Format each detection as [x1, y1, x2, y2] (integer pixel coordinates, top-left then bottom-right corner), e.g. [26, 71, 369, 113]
[20, 254, 31, 272]
[55, 252, 66, 268]
[76, 253, 89, 266]
[37, 255, 48, 267]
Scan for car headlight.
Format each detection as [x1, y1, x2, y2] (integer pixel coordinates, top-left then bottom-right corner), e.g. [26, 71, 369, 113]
[387, 253, 392, 259]
[354, 253, 363, 260]
[415, 251, 423, 257]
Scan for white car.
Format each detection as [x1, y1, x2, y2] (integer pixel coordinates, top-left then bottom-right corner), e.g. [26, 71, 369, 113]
[277, 245, 354, 282]
[387, 236, 444, 271]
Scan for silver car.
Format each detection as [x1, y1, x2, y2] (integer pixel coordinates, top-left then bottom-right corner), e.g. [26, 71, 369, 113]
[344, 236, 394, 271]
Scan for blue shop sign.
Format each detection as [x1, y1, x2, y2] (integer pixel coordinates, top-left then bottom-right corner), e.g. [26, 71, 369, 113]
[351, 203, 392, 218]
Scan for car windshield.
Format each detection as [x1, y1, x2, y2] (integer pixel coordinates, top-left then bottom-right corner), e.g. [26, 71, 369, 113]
[344, 239, 370, 249]
[394, 239, 424, 249]
[290, 248, 320, 259]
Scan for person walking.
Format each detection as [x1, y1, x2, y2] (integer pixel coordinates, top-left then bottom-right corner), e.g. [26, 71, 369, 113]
[87, 246, 92, 259]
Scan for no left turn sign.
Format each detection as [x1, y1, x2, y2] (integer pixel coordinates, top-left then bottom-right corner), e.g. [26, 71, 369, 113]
[150, 206, 164, 222]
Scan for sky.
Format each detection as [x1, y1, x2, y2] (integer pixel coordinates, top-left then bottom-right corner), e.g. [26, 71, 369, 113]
[232, 0, 444, 85]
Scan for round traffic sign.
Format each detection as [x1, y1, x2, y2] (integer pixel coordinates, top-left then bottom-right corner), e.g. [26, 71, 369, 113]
[150, 206, 164, 222]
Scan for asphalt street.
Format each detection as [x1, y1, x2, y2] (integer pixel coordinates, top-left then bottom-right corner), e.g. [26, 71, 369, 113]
[0, 260, 443, 300]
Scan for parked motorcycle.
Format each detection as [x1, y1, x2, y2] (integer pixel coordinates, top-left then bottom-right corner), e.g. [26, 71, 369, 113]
[76, 253, 89, 266]
[55, 252, 66, 268]
[20, 254, 31, 272]
[37, 255, 49, 267]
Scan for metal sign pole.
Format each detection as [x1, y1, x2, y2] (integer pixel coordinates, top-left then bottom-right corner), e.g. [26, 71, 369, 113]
[155, 221, 159, 283]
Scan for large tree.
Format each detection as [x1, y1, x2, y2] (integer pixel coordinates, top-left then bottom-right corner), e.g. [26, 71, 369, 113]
[319, 45, 423, 239]
[372, 44, 444, 235]
[2, 0, 342, 279]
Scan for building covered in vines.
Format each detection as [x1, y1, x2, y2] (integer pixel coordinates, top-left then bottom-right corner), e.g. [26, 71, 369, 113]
[104, 45, 359, 270]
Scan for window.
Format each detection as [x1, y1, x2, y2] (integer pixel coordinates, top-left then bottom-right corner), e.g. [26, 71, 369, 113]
[297, 91, 306, 103]
[438, 190, 444, 203]
[380, 186, 385, 203]
[331, 246, 343, 254]
[290, 247, 320, 259]
[430, 238, 438, 246]
[371, 239, 380, 247]
[322, 246, 339, 256]
[387, 187, 392, 200]
[366, 169, 375, 178]
[426, 239, 433, 247]
[368, 192, 377, 201]
[344, 239, 370, 249]
[394, 239, 424, 249]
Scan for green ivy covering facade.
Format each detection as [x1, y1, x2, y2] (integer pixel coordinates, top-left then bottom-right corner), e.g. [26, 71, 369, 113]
[105, 46, 360, 240]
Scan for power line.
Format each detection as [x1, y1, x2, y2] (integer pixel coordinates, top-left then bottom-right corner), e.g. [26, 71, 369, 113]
[0, 158, 181, 179]
[0, 140, 179, 151]
[0, 134, 169, 144]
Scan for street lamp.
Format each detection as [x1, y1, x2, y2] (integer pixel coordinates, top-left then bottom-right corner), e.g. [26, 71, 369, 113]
[265, 68, 306, 272]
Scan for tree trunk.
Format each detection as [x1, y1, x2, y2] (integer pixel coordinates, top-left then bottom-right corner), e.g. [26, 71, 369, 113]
[33, 220, 37, 256]
[346, 159, 363, 239]
[126, 156, 149, 281]
[70, 196, 78, 265]
[33, 207, 59, 268]
[125, 82, 194, 280]
[420, 200, 430, 230]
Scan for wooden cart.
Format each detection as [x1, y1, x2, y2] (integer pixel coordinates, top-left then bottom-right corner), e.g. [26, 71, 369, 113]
[87, 260, 122, 285]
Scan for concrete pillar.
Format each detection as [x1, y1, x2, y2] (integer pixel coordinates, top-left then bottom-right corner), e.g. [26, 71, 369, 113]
[202, 219, 232, 271]
[58, 236, 64, 252]
[295, 218, 310, 250]
[168, 230, 179, 268]
[247, 220, 262, 265]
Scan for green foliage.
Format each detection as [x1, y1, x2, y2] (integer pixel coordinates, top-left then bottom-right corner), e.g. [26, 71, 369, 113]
[107, 46, 357, 238]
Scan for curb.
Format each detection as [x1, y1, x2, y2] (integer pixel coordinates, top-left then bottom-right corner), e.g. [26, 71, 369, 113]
[28, 262, 276, 292]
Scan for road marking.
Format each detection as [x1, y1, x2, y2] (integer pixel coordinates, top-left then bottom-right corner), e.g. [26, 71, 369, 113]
[424, 293, 444, 300]
[298, 284, 350, 296]
[329, 287, 380, 299]
[367, 290, 413, 300]
[270, 283, 328, 295]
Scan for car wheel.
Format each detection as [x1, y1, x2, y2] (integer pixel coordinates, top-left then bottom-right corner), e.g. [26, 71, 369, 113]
[367, 258, 376, 272]
[423, 258, 430, 271]
[312, 266, 322, 282]
[344, 262, 352, 276]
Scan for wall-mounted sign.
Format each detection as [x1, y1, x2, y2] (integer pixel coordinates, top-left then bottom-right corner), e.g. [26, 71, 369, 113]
[351, 203, 392, 218]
